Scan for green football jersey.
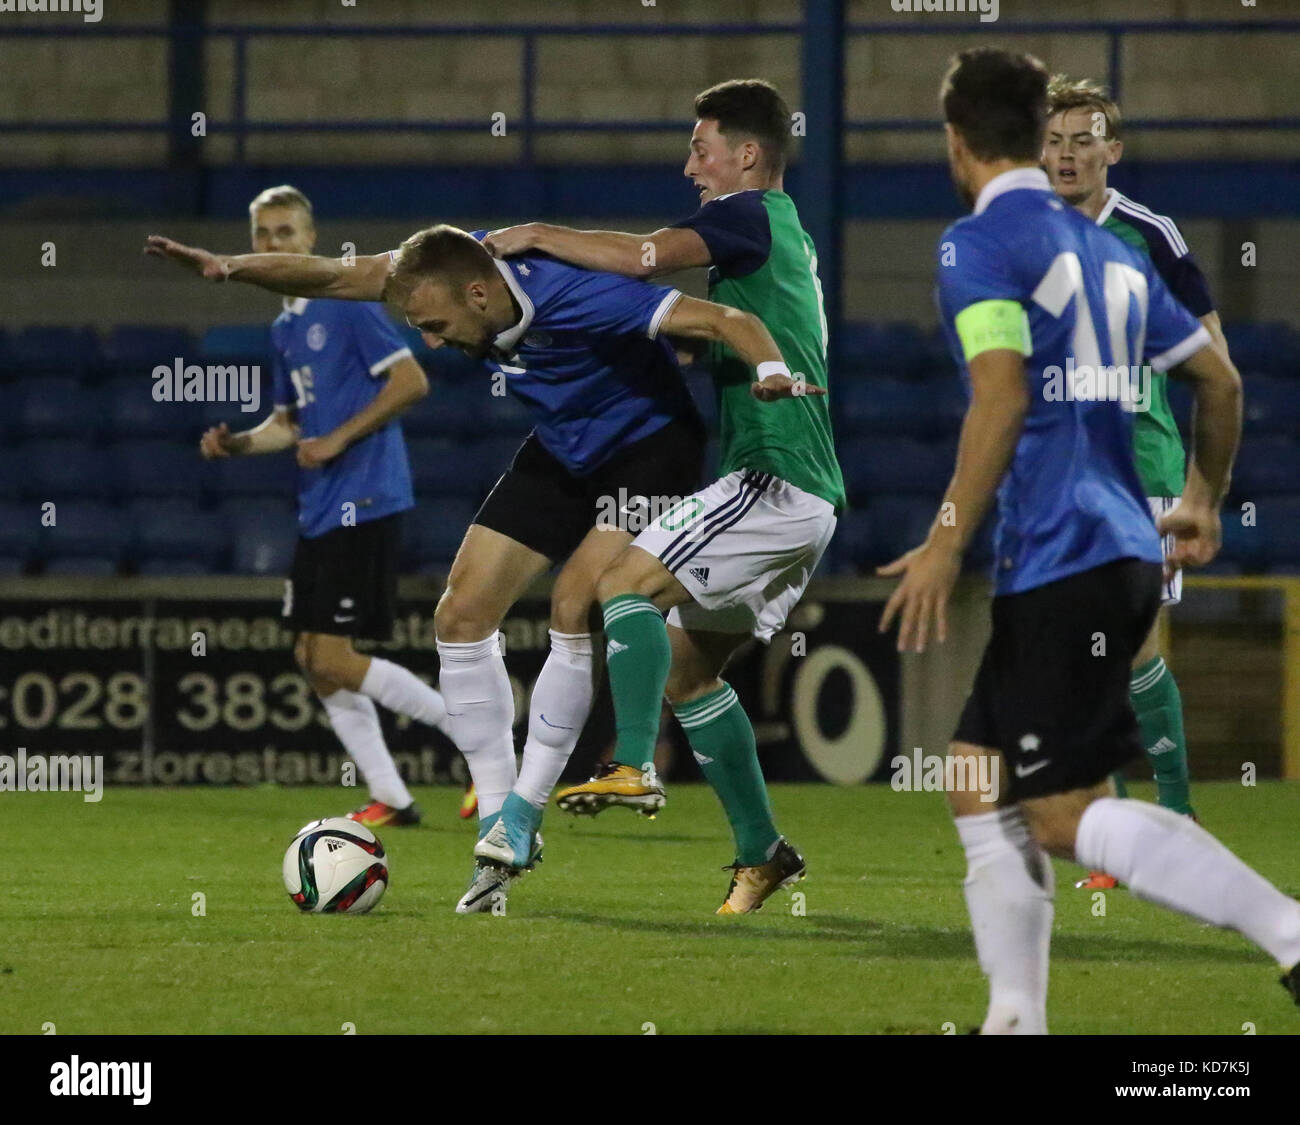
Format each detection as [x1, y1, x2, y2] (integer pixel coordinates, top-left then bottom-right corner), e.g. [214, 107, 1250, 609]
[673, 189, 846, 512]
[1097, 189, 1214, 497]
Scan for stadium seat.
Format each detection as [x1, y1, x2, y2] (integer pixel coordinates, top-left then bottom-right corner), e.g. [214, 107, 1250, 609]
[130, 499, 228, 571]
[1223, 322, 1300, 378]
[408, 438, 482, 496]
[102, 325, 194, 377]
[1217, 507, 1265, 571]
[112, 440, 212, 501]
[103, 375, 202, 441]
[479, 389, 536, 438]
[1256, 497, 1300, 570]
[402, 380, 485, 439]
[836, 377, 965, 439]
[43, 555, 119, 577]
[864, 495, 940, 567]
[0, 557, 25, 576]
[1242, 375, 1300, 435]
[226, 501, 299, 575]
[840, 435, 954, 501]
[199, 324, 273, 365]
[404, 499, 478, 573]
[40, 501, 133, 564]
[211, 452, 297, 499]
[136, 557, 217, 577]
[0, 502, 42, 566]
[19, 440, 116, 499]
[16, 377, 105, 441]
[838, 322, 928, 379]
[830, 509, 874, 572]
[7, 326, 100, 377]
[1232, 437, 1300, 495]
[0, 447, 22, 501]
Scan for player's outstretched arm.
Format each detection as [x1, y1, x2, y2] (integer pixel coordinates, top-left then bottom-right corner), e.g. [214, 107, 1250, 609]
[200, 409, 299, 459]
[483, 223, 710, 280]
[659, 295, 824, 401]
[145, 235, 391, 301]
[296, 356, 428, 470]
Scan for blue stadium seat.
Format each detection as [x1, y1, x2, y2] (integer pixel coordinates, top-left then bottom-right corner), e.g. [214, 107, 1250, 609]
[402, 380, 485, 439]
[211, 452, 296, 499]
[0, 557, 25, 576]
[1256, 497, 1300, 570]
[20, 440, 116, 499]
[840, 436, 953, 501]
[225, 501, 298, 575]
[865, 495, 940, 567]
[830, 509, 874, 572]
[136, 557, 217, 577]
[130, 499, 228, 571]
[836, 377, 964, 439]
[41, 501, 133, 563]
[103, 375, 202, 441]
[1242, 375, 1300, 435]
[1218, 507, 1265, 571]
[0, 502, 41, 565]
[1223, 322, 1300, 379]
[0, 383, 18, 441]
[102, 325, 194, 377]
[479, 390, 536, 438]
[43, 556, 119, 577]
[7, 326, 100, 377]
[16, 377, 105, 441]
[404, 499, 477, 572]
[112, 440, 212, 501]
[684, 372, 719, 429]
[408, 439, 481, 496]
[838, 322, 928, 379]
[0, 447, 22, 501]
[1232, 437, 1300, 496]
[199, 324, 273, 365]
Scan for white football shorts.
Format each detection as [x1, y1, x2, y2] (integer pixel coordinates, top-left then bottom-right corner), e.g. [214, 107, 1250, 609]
[1149, 495, 1183, 606]
[630, 469, 837, 642]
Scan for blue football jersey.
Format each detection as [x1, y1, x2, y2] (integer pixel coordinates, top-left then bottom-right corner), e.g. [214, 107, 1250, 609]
[935, 168, 1211, 595]
[449, 235, 700, 475]
[270, 298, 415, 539]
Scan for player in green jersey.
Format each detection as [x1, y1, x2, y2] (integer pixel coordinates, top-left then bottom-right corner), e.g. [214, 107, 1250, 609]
[1043, 76, 1234, 888]
[486, 80, 844, 913]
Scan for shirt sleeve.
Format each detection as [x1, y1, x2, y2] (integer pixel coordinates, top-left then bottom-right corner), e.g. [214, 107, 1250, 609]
[348, 302, 414, 376]
[937, 224, 1032, 361]
[1142, 257, 1211, 372]
[670, 191, 772, 279]
[551, 266, 684, 341]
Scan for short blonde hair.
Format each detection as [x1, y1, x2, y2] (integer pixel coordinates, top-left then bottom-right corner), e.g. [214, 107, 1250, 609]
[248, 184, 314, 220]
[1047, 75, 1122, 141]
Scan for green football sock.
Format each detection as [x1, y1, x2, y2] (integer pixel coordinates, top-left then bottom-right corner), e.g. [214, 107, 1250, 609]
[601, 594, 671, 770]
[1130, 655, 1194, 816]
[673, 684, 779, 867]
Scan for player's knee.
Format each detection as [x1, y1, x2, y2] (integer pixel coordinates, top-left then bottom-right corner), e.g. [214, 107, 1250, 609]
[550, 587, 596, 635]
[664, 672, 721, 707]
[594, 560, 636, 605]
[434, 587, 499, 644]
[1024, 809, 1079, 860]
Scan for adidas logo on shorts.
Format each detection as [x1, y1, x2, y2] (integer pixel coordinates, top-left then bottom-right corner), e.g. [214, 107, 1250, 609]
[688, 566, 710, 588]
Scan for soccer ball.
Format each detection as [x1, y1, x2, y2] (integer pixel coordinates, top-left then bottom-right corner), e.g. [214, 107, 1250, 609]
[282, 817, 389, 914]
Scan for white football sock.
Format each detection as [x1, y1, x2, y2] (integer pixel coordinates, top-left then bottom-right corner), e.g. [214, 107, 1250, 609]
[436, 634, 517, 819]
[515, 631, 596, 808]
[956, 807, 1055, 1035]
[320, 689, 413, 809]
[1076, 797, 1300, 968]
[360, 657, 451, 736]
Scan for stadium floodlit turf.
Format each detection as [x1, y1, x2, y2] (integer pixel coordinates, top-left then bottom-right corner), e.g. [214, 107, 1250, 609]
[3, 781, 1297, 1035]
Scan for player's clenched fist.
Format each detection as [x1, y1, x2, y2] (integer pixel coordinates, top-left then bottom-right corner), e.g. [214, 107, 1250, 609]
[1157, 500, 1221, 578]
[144, 234, 229, 281]
[199, 422, 234, 460]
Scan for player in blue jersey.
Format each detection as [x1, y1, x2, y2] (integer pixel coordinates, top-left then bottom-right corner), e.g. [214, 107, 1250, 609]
[147, 221, 812, 915]
[877, 49, 1299, 1032]
[192, 186, 457, 830]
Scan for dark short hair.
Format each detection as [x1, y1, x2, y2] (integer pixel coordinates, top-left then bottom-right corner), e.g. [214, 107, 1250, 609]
[940, 48, 1049, 162]
[386, 224, 495, 302]
[694, 78, 790, 174]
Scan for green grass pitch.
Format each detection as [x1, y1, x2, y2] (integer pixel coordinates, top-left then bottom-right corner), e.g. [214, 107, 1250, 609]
[2, 781, 1297, 1035]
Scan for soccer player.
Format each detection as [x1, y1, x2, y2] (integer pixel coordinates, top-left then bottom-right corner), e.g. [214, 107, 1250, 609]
[485, 79, 845, 914]
[877, 48, 1299, 1032]
[198, 185, 456, 829]
[1043, 75, 1232, 889]
[147, 221, 812, 914]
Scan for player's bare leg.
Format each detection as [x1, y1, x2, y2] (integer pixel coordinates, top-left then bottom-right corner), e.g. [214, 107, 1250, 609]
[477, 524, 632, 869]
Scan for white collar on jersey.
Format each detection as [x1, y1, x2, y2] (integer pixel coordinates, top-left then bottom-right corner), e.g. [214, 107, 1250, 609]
[973, 166, 1051, 215]
[1094, 187, 1122, 226]
[489, 254, 536, 356]
[282, 297, 309, 315]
